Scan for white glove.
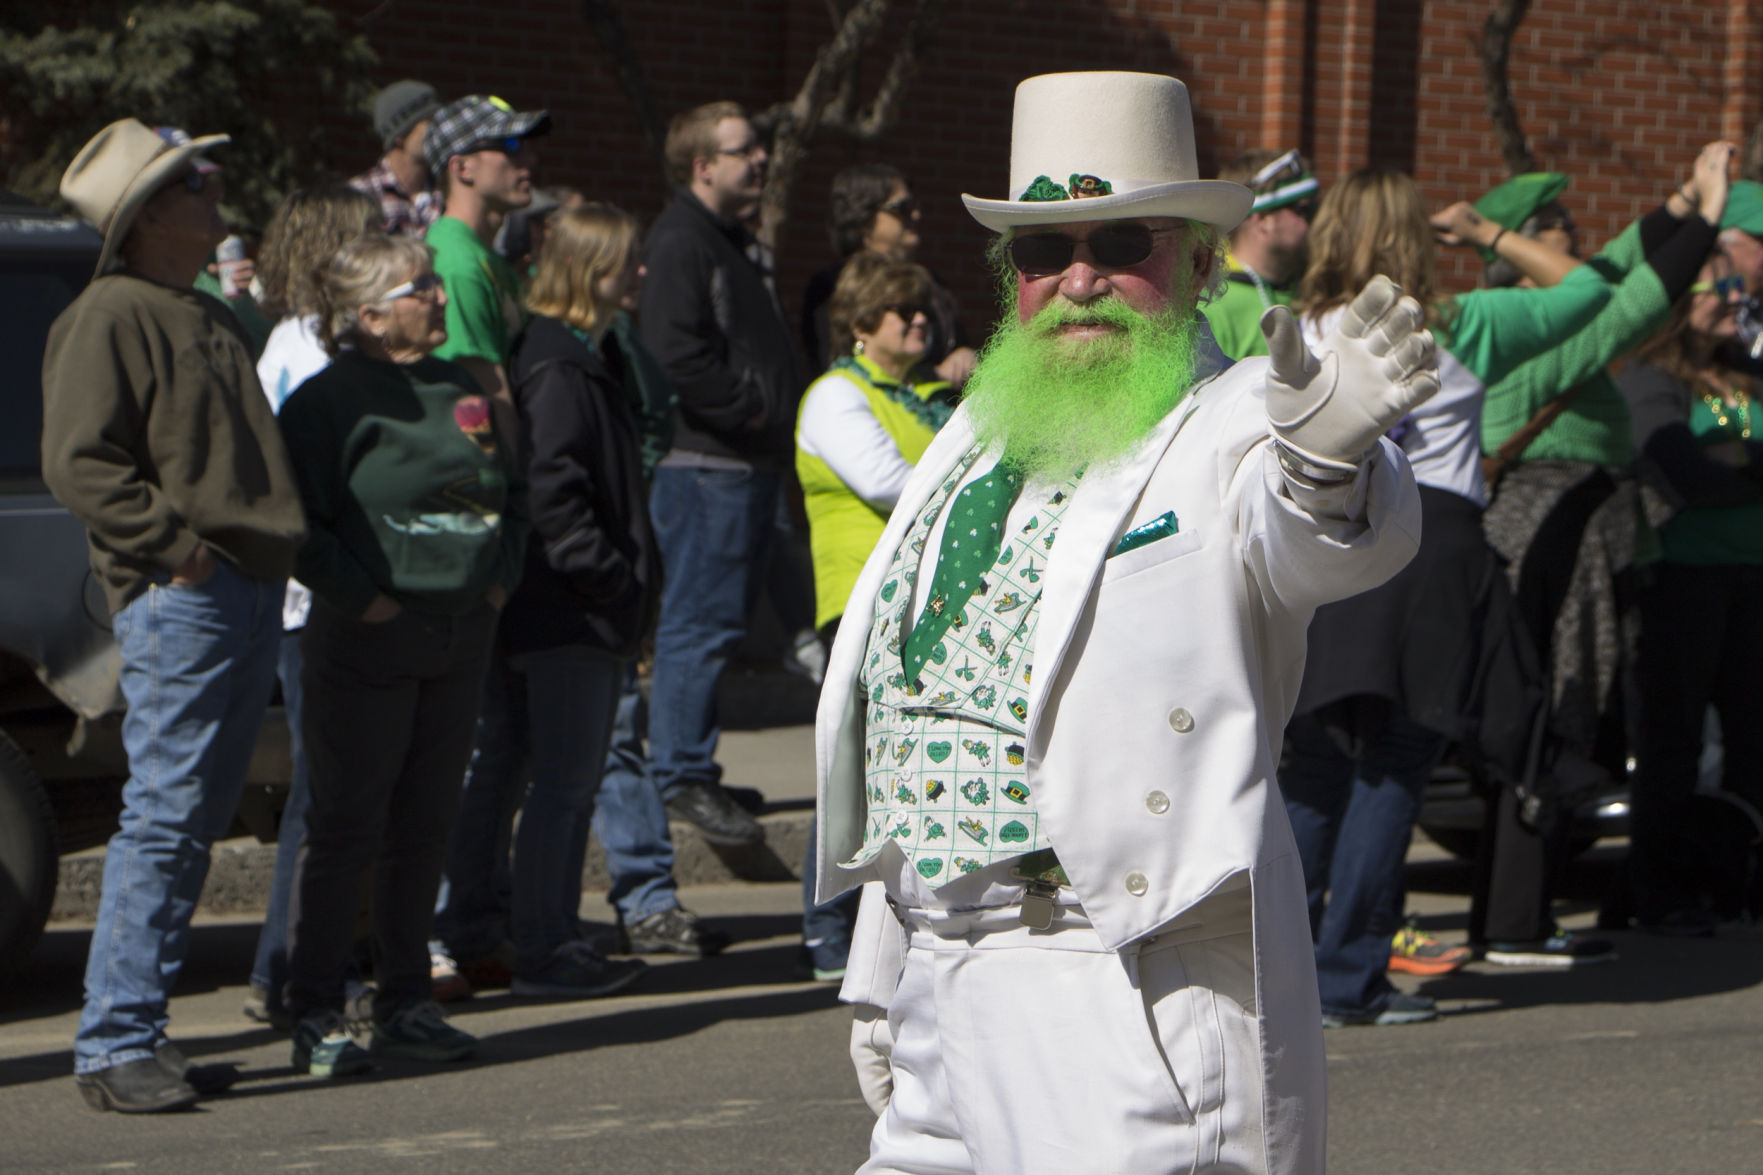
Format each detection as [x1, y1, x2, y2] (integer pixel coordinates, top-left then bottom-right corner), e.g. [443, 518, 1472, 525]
[849, 1002, 895, 1115]
[1259, 275, 1440, 473]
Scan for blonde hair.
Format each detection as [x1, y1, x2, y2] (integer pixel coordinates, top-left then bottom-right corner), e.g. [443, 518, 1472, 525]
[524, 203, 641, 334]
[1296, 167, 1437, 324]
[664, 100, 746, 184]
[257, 184, 381, 320]
[826, 252, 936, 359]
[314, 234, 433, 355]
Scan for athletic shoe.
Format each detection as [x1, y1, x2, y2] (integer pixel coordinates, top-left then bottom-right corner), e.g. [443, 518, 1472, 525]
[795, 940, 850, 983]
[76, 1057, 199, 1114]
[1389, 922, 1471, 976]
[511, 941, 648, 999]
[665, 781, 765, 846]
[430, 948, 472, 1003]
[1482, 928, 1617, 967]
[242, 982, 292, 1032]
[1635, 908, 1720, 939]
[1322, 991, 1439, 1028]
[291, 1010, 374, 1078]
[371, 1001, 477, 1062]
[615, 906, 732, 957]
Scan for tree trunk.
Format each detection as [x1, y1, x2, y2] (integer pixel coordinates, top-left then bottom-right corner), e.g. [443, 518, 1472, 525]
[1478, 0, 1536, 176]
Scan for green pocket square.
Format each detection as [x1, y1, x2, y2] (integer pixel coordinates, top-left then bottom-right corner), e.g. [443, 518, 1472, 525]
[1110, 511, 1179, 557]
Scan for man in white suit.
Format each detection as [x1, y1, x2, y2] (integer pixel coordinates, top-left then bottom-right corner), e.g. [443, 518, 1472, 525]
[813, 72, 1438, 1174]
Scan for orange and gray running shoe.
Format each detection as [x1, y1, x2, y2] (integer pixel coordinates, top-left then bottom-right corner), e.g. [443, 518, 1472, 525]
[1389, 920, 1471, 976]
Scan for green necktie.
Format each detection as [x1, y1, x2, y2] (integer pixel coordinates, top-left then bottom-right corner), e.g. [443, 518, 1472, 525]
[901, 461, 1023, 686]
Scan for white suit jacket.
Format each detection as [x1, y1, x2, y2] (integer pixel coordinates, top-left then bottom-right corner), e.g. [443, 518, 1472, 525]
[817, 354, 1423, 1173]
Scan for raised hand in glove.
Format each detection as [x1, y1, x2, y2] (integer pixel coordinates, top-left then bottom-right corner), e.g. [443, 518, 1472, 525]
[1258, 275, 1439, 476]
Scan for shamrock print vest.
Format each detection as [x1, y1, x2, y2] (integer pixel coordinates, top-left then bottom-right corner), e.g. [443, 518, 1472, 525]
[843, 447, 1080, 886]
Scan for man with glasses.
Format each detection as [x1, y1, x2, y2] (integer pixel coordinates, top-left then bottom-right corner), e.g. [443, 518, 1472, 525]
[422, 94, 550, 407]
[1201, 148, 1318, 361]
[629, 101, 803, 856]
[814, 73, 1436, 1172]
[42, 119, 306, 1112]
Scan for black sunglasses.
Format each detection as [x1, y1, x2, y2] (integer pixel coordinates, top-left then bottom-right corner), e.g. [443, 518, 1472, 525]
[471, 136, 527, 157]
[1007, 224, 1183, 277]
[884, 303, 929, 322]
[879, 196, 920, 220]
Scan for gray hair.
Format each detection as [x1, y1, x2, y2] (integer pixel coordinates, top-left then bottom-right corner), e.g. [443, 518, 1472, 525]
[315, 234, 434, 355]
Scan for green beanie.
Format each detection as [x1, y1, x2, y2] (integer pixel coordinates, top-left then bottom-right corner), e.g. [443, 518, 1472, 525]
[1472, 172, 1571, 261]
[1721, 181, 1763, 237]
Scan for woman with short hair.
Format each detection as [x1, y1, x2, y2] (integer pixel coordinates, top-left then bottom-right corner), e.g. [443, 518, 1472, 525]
[278, 233, 528, 1076]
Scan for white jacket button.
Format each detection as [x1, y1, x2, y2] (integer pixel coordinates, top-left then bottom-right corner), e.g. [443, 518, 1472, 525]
[1145, 790, 1170, 814]
[1125, 871, 1149, 896]
[1168, 707, 1195, 733]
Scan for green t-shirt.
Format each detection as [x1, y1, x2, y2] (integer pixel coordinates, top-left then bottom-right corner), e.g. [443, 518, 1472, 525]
[426, 215, 524, 366]
[277, 350, 529, 616]
[1661, 393, 1763, 566]
[1201, 270, 1293, 361]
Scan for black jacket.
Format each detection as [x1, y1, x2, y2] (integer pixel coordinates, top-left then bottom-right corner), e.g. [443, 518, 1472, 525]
[500, 314, 661, 659]
[637, 189, 802, 464]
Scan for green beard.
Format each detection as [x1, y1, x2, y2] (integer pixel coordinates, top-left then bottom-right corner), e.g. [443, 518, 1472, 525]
[962, 290, 1200, 481]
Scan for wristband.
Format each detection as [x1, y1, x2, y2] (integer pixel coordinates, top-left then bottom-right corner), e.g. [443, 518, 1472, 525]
[1489, 227, 1508, 251]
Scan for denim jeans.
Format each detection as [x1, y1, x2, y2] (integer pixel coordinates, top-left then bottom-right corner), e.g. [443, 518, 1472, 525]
[592, 662, 680, 926]
[445, 644, 625, 976]
[248, 630, 308, 1007]
[74, 561, 283, 1074]
[1280, 710, 1446, 1017]
[286, 600, 495, 1022]
[646, 463, 782, 799]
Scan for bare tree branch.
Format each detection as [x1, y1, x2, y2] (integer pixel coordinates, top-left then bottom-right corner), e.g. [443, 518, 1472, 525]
[823, 0, 945, 140]
[1478, 0, 1536, 176]
[578, 0, 671, 187]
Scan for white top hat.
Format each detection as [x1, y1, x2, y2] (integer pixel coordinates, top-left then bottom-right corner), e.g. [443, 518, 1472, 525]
[962, 72, 1251, 234]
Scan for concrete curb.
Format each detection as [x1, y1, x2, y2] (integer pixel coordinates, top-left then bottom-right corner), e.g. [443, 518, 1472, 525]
[52, 808, 815, 922]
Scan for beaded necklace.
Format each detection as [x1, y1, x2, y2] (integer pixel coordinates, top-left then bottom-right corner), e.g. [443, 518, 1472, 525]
[1701, 387, 1753, 439]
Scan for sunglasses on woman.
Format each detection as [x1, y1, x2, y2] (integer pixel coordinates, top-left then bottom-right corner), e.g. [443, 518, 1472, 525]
[879, 195, 920, 220]
[376, 272, 446, 302]
[1007, 224, 1183, 278]
[1690, 275, 1747, 298]
[884, 303, 929, 322]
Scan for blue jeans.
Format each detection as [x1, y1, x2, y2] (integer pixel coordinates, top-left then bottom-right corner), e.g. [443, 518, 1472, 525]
[646, 464, 782, 799]
[1280, 710, 1445, 1018]
[248, 630, 308, 1007]
[592, 662, 680, 926]
[75, 561, 282, 1074]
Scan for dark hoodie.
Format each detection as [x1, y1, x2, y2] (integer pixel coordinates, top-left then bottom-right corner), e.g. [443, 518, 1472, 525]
[500, 314, 661, 658]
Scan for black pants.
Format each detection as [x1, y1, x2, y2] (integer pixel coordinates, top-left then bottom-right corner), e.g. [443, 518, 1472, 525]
[1632, 562, 1763, 920]
[286, 599, 497, 1021]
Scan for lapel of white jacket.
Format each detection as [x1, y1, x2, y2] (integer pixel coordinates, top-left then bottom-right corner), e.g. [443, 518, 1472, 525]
[1023, 386, 1209, 742]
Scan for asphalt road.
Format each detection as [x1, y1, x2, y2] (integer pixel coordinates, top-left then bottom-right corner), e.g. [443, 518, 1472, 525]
[3, 848, 1760, 1173]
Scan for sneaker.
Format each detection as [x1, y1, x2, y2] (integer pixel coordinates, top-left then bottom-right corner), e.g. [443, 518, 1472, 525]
[1321, 991, 1439, 1029]
[430, 948, 473, 1003]
[76, 1057, 199, 1114]
[795, 939, 849, 983]
[665, 781, 765, 846]
[1482, 928, 1617, 967]
[371, 1001, 477, 1062]
[242, 982, 292, 1032]
[615, 906, 732, 957]
[343, 979, 377, 1037]
[1389, 921, 1471, 976]
[291, 1010, 374, 1078]
[1635, 907, 1720, 939]
[511, 941, 649, 999]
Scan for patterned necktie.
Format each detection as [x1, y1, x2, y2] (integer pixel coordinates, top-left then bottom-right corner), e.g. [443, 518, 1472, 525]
[901, 461, 1023, 685]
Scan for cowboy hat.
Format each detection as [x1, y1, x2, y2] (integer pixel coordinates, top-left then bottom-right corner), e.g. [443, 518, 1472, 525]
[60, 118, 230, 278]
[962, 72, 1251, 234]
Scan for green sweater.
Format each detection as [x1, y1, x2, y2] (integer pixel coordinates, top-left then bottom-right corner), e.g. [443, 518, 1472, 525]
[1479, 219, 1670, 465]
[277, 351, 529, 617]
[40, 273, 306, 614]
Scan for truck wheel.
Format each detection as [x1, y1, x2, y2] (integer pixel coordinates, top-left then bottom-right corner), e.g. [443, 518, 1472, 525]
[0, 729, 58, 977]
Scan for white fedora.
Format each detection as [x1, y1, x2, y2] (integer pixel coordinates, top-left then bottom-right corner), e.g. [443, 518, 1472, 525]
[60, 118, 230, 278]
[962, 72, 1251, 234]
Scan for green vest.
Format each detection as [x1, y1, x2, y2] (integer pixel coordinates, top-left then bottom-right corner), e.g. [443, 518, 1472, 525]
[796, 354, 954, 630]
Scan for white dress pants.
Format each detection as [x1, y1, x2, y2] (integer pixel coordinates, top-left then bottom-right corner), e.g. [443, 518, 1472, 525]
[860, 891, 1269, 1175]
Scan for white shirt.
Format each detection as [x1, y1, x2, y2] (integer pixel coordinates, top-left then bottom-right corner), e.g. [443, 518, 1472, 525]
[255, 316, 330, 630]
[796, 371, 917, 511]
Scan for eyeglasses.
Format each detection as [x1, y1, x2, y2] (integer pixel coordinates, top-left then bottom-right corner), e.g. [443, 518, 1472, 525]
[170, 169, 213, 195]
[1006, 224, 1183, 277]
[884, 303, 929, 322]
[717, 140, 765, 161]
[470, 136, 527, 157]
[376, 272, 446, 302]
[879, 196, 920, 220]
[1690, 275, 1747, 298]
